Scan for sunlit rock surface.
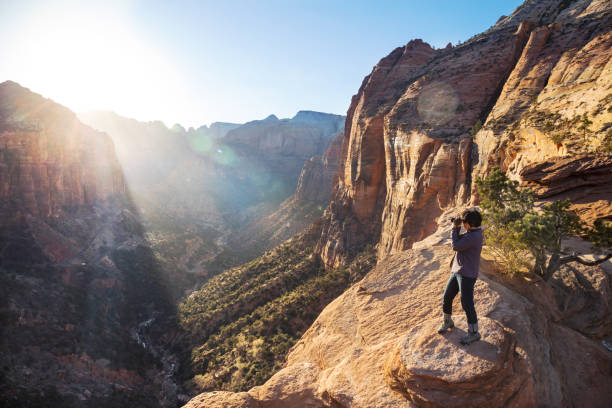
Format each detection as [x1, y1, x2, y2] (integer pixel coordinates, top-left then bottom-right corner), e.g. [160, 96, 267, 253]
[187, 210, 612, 407]
[315, 0, 612, 268]
[385, 318, 533, 407]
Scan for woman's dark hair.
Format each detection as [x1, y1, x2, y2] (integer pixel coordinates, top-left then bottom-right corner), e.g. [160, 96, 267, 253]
[462, 209, 482, 228]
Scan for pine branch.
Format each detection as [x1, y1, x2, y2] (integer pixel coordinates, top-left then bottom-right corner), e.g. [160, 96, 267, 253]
[559, 253, 612, 266]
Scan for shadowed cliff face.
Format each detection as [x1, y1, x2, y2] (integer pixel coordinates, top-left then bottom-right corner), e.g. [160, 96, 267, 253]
[316, 0, 612, 268]
[0, 82, 185, 407]
[214, 131, 346, 267]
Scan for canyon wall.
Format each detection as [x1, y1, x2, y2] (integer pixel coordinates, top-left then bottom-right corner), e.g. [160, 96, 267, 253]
[0, 82, 182, 407]
[79, 109, 345, 279]
[0, 81, 125, 223]
[186, 209, 612, 408]
[316, 0, 612, 267]
[221, 111, 344, 201]
[219, 131, 345, 265]
[186, 0, 612, 405]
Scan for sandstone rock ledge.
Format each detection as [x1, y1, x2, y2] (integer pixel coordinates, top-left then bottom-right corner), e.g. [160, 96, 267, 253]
[184, 209, 612, 407]
[385, 318, 533, 407]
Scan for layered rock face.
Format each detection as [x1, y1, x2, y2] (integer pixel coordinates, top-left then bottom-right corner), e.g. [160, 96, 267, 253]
[186, 210, 612, 407]
[316, 0, 612, 268]
[519, 155, 612, 223]
[0, 82, 125, 222]
[216, 131, 344, 266]
[0, 82, 183, 407]
[221, 111, 344, 198]
[473, 0, 612, 215]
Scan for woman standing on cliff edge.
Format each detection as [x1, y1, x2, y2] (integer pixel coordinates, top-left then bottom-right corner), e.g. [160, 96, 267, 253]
[437, 209, 483, 345]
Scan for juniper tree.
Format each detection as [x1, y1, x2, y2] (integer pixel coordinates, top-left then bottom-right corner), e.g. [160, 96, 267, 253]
[577, 113, 592, 144]
[475, 167, 612, 281]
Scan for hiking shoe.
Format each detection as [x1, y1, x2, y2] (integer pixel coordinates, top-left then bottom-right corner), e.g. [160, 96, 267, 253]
[460, 331, 481, 345]
[437, 318, 454, 333]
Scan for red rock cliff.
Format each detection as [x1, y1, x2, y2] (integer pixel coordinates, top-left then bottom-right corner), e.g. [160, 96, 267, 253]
[0, 81, 126, 221]
[185, 209, 612, 408]
[316, 0, 612, 267]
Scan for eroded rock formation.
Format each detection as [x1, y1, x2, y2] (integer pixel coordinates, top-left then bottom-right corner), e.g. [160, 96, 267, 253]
[385, 317, 532, 407]
[185, 0, 612, 406]
[0, 81, 126, 222]
[186, 210, 612, 407]
[315, 0, 612, 268]
[0, 82, 183, 407]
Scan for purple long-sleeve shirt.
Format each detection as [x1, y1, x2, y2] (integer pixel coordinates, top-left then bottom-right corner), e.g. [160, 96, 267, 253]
[450, 227, 483, 278]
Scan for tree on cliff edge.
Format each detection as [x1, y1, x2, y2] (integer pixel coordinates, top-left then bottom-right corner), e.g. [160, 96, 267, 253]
[475, 167, 612, 281]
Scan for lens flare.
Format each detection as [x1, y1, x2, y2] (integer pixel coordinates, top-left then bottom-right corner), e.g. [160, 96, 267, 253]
[417, 81, 459, 126]
[212, 145, 236, 166]
[187, 132, 214, 154]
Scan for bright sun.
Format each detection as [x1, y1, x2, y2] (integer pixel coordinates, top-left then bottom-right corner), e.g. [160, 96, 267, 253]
[4, 3, 186, 124]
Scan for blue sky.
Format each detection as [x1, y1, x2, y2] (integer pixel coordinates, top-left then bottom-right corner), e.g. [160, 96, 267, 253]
[0, 0, 523, 127]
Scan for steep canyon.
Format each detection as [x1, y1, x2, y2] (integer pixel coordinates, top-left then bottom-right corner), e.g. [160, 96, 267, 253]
[188, 0, 612, 406]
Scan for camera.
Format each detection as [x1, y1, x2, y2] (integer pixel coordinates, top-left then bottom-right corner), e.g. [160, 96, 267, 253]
[451, 217, 463, 223]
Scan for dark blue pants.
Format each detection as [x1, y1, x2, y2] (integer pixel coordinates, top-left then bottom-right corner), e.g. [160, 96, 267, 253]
[442, 273, 478, 324]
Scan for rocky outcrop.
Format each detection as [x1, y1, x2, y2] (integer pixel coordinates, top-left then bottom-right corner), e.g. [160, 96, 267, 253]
[185, 210, 612, 407]
[0, 82, 126, 222]
[294, 131, 344, 202]
[385, 317, 532, 407]
[519, 155, 612, 223]
[315, 0, 612, 268]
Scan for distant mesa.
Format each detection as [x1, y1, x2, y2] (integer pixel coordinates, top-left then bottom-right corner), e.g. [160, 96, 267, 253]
[263, 114, 279, 122]
[171, 123, 186, 133]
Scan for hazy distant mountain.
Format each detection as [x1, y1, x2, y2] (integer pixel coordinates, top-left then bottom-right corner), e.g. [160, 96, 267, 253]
[78, 109, 345, 274]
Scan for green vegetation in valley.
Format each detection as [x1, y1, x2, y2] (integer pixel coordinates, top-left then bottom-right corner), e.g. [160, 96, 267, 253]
[476, 167, 612, 280]
[177, 229, 376, 393]
[206, 199, 327, 274]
